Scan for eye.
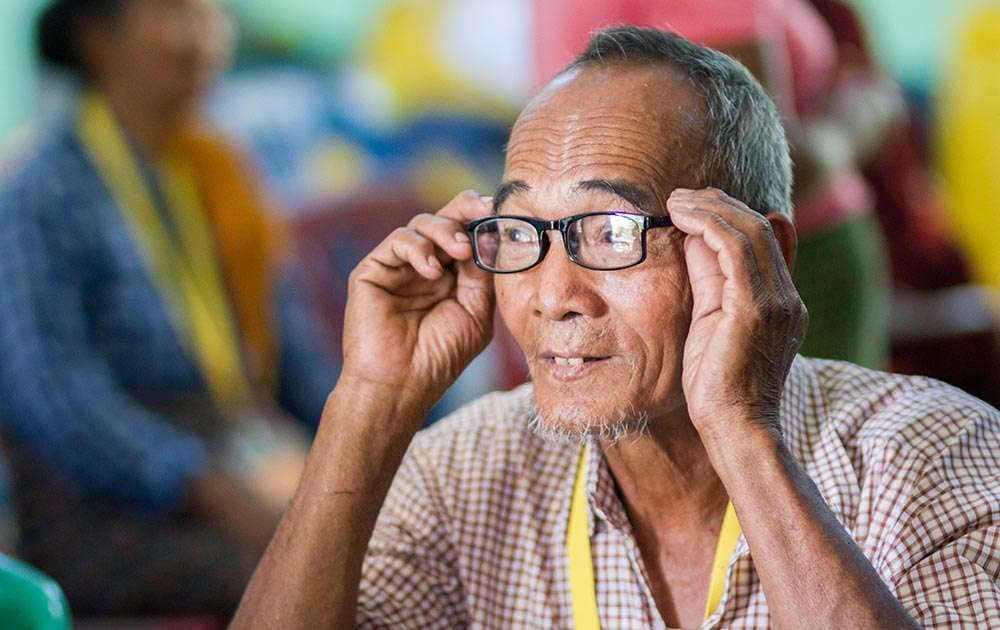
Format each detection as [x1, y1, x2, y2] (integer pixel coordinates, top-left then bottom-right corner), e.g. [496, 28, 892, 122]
[501, 224, 535, 243]
[581, 214, 640, 247]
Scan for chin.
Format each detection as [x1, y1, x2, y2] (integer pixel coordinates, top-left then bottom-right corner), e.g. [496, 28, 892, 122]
[528, 396, 650, 445]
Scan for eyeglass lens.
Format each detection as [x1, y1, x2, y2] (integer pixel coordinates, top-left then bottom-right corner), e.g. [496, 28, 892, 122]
[471, 214, 645, 272]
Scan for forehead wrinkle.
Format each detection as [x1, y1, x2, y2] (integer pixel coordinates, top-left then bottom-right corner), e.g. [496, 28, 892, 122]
[507, 139, 671, 170]
[510, 112, 680, 148]
[505, 65, 707, 212]
[512, 95, 698, 141]
[506, 139, 676, 196]
[509, 130, 675, 157]
[508, 119, 693, 179]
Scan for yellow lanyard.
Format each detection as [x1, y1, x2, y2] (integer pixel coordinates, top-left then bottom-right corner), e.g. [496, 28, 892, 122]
[76, 92, 253, 409]
[567, 443, 742, 629]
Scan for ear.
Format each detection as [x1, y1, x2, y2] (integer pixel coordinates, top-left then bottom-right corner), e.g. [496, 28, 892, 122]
[764, 212, 797, 271]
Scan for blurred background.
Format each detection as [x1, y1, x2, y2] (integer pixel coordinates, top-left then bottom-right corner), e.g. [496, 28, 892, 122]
[0, 0, 997, 627]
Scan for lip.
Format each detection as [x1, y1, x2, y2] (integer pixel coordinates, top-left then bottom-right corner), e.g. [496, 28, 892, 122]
[536, 352, 613, 382]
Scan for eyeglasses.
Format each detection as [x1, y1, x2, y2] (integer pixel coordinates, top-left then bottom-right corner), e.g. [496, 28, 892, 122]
[465, 211, 672, 274]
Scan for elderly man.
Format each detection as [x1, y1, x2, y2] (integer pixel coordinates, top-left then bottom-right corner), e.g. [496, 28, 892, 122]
[234, 27, 999, 628]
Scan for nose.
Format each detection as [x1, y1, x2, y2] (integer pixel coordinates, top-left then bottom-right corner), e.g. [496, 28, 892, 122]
[530, 232, 607, 322]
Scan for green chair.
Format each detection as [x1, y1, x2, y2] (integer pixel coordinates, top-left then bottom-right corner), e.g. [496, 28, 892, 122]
[0, 554, 70, 630]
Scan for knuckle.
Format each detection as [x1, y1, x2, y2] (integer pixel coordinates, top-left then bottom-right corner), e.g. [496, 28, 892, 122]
[407, 212, 435, 228]
[390, 226, 412, 241]
[709, 212, 729, 230]
[348, 261, 369, 284]
[777, 296, 797, 321]
[447, 189, 481, 209]
[750, 213, 771, 232]
[795, 298, 809, 322]
[401, 227, 427, 246]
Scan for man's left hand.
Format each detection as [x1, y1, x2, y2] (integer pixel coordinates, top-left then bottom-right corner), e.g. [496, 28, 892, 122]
[666, 187, 808, 440]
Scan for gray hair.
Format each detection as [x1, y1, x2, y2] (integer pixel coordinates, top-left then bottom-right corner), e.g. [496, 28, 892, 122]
[564, 25, 793, 217]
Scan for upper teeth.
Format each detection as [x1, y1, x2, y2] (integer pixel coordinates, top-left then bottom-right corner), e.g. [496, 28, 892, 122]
[554, 357, 584, 366]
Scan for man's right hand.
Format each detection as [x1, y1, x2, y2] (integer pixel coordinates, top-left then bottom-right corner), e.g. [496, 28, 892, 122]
[231, 192, 494, 629]
[340, 190, 495, 414]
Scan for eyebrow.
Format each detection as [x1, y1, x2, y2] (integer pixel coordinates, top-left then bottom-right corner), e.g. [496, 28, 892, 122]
[492, 180, 530, 213]
[574, 179, 655, 214]
[491, 178, 656, 214]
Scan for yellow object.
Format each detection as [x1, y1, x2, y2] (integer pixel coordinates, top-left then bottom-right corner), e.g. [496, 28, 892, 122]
[168, 130, 286, 388]
[361, 0, 517, 122]
[704, 501, 741, 619]
[409, 150, 494, 209]
[567, 443, 742, 628]
[937, 4, 1000, 291]
[567, 444, 601, 630]
[77, 92, 254, 409]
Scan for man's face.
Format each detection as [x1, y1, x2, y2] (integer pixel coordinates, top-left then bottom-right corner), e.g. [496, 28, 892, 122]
[496, 63, 706, 438]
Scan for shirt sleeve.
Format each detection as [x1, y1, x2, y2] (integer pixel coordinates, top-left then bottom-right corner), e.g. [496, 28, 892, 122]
[894, 525, 1000, 626]
[871, 400, 1000, 626]
[357, 442, 468, 629]
[0, 187, 209, 513]
[274, 261, 340, 430]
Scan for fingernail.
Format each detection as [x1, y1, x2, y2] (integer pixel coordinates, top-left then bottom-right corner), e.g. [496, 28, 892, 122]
[454, 232, 470, 243]
[427, 256, 441, 269]
[479, 196, 493, 206]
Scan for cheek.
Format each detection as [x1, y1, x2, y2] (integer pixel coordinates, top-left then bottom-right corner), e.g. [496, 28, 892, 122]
[496, 276, 531, 346]
[606, 246, 692, 386]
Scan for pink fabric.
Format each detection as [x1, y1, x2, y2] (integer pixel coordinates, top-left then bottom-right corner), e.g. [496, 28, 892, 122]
[793, 168, 874, 236]
[533, 0, 836, 115]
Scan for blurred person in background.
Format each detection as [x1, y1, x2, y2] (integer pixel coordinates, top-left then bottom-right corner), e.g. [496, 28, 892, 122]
[0, 0, 337, 617]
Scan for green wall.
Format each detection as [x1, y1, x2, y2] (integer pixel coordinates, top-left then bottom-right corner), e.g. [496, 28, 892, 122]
[0, 0, 44, 142]
[850, 0, 997, 90]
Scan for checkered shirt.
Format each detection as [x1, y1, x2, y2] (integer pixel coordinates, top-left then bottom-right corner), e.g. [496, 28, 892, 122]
[358, 356, 1000, 628]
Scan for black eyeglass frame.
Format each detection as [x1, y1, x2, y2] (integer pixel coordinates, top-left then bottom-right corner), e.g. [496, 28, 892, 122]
[465, 211, 673, 274]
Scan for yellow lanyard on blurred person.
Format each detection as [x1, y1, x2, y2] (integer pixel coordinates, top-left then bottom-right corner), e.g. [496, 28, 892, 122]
[77, 92, 253, 409]
[567, 443, 742, 629]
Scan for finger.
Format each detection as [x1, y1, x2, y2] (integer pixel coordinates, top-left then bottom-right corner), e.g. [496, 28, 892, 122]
[437, 190, 496, 285]
[671, 188, 790, 285]
[684, 235, 725, 320]
[667, 196, 762, 298]
[673, 188, 766, 230]
[437, 191, 497, 315]
[407, 212, 473, 262]
[437, 189, 494, 225]
[369, 227, 446, 280]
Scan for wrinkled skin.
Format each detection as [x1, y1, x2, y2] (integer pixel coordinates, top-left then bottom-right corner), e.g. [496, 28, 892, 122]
[343, 62, 806, 438]
[495, 64, 804, 438]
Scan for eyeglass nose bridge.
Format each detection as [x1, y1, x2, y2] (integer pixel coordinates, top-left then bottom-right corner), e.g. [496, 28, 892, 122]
[531, 217, 581, 269]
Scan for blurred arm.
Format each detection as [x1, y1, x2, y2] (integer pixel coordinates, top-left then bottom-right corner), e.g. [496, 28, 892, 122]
[274, 262, 340, 430]
[0, 197, 209, 512]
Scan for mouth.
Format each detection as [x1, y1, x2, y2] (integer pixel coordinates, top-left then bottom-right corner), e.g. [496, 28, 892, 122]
[537, 352, 613, 380]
